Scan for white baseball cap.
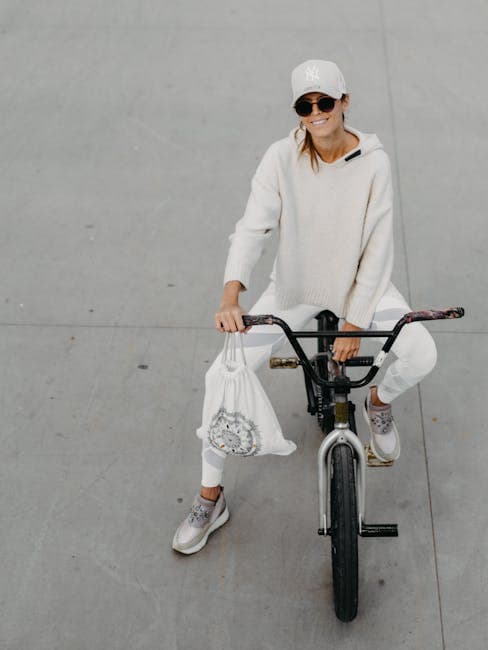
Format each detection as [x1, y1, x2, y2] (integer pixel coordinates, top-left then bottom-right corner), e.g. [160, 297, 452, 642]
[291, 59, 347, 106]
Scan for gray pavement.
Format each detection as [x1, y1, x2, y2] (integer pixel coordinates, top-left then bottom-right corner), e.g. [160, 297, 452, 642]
[0, 2, 486, 649]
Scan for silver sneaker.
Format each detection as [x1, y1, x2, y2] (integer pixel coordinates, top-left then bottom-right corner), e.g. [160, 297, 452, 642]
[172, 487, 229, 555]
[362, 385, 401, 462]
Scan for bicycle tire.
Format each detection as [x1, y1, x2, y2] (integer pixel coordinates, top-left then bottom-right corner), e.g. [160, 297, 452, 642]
[330, 443, 359, 621]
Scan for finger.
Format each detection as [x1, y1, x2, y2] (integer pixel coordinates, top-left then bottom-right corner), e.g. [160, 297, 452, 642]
[235, 313, 246, 333]
[220, 314, 231, 332]
[222, 315, 232, 332]
[226, 316, 237, 333]
[234, 315, 244, 332]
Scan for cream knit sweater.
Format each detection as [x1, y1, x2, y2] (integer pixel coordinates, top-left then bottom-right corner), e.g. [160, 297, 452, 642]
[223, 124, 394, 329]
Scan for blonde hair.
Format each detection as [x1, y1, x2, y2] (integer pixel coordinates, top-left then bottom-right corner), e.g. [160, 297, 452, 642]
[293, 94, 348, 174]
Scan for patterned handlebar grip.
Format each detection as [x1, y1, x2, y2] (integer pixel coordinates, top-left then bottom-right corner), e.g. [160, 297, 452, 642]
[401, 306, 464, 323]
[241, 314, 275, 326]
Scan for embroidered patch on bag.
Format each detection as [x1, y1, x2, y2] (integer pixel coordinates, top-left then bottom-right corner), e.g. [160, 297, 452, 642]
[207, 406, 262, 456]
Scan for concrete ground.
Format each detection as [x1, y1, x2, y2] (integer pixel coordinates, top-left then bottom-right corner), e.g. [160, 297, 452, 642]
[0, 2, 486, 649]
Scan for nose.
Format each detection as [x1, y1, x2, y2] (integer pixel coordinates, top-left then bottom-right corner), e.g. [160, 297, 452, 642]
[311, 103, 323, 116]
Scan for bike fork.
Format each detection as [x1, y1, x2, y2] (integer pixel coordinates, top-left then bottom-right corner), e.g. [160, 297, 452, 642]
[317, 427, 366, 536]
[317, 393, 398, 538]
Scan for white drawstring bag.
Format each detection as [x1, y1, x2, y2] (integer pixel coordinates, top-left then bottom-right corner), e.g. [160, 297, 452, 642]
[196, 331, 297, 457]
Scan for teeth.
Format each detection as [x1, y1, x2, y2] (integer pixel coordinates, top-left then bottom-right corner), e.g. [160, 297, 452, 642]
[312, 119, 328, 125]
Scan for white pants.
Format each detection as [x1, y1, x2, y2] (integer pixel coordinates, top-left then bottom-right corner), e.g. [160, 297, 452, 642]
[199, 279, 437, 487]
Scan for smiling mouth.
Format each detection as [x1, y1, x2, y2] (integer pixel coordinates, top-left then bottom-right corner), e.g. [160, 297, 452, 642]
[311, 119, 328, 125]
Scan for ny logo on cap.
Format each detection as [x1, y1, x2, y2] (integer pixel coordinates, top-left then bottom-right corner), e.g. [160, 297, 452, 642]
[305, 64, 320, 82]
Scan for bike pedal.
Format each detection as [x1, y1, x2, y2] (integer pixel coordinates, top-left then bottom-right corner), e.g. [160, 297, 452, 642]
[364, 442, 395, 468]
[269, 356, 299, 369]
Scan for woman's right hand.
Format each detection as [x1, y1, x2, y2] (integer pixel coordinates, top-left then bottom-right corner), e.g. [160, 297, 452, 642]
[215, 301, 252, 334]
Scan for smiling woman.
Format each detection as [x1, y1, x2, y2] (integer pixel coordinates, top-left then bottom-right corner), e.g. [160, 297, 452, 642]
[294, 89, 359, 170]
[171, 58, 439, 556]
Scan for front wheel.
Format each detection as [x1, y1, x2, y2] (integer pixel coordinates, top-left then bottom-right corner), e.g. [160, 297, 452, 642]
[330, 443, 359, 621]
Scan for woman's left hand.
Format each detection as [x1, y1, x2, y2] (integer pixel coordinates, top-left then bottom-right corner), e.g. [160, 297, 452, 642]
[332, 320, 362, 362]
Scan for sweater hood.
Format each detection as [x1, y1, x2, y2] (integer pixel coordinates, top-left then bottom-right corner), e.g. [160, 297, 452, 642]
[288, 124, 383, 169]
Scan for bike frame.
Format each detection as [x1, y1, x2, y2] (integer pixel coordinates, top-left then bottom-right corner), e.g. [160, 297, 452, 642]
[242, 306, 464, 536]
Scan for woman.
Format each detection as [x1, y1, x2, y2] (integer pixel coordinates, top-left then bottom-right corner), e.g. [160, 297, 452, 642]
[172, 59, 437, 555]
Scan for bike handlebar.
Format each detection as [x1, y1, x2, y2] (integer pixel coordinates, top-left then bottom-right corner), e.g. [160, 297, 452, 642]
[241, 306, 465, 389]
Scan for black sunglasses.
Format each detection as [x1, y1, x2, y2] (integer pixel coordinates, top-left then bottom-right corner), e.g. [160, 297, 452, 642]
[293, 96, 337, 117]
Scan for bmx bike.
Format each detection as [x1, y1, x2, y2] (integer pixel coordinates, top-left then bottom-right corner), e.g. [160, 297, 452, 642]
[242, 304, 464, 622]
